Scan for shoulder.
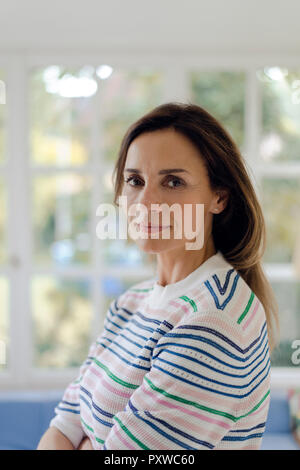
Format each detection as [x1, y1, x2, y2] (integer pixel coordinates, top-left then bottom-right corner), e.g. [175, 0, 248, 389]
[171, 265, 268, 347]
[113, 277, 156, 311]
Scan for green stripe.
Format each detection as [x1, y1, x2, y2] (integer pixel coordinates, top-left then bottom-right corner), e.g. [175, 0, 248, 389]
[236, 389, 270, 420]
[130, 287, 154, 292]
[237, 291, 255, 324]
[93, 357, 139, 389]
[113, 416, 150, 449]
[80, 417, 105, 444]
[179, 295, 198, 312]
[144, 376, 237, 422]
[144, 377, 270, 423]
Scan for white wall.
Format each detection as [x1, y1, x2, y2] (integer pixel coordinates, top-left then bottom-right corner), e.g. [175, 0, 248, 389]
[0, 0, 299, 54]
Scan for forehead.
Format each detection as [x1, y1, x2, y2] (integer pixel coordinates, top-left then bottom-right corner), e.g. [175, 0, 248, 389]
[125, 129, 206, 172]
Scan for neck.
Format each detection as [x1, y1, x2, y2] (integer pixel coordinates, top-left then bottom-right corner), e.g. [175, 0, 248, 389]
[155, 239, 217, 287]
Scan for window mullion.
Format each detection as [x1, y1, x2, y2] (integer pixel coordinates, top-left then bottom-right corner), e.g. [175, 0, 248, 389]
[6, 55, 32, 388]
[244, 67, 262, 199]
[90, 74, 105, 341]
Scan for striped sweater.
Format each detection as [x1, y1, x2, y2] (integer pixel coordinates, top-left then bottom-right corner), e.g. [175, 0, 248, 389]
[49, 250, 271, 450]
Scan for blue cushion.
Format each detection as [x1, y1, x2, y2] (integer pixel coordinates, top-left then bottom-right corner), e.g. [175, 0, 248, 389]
[0, 388, 300, 450]
[261, 433, 300, 450]
[0, 390, 63, 450]
[264, 391, 292, 433]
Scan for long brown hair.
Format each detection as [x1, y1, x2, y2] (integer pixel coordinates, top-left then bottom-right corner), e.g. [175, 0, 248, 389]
[111, 101, 280, 352]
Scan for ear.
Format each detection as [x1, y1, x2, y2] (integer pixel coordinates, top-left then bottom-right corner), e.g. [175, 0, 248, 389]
[214, 188, 230, 212]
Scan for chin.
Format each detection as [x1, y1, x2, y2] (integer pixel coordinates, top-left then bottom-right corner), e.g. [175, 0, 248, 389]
[135, 238, 179, 254]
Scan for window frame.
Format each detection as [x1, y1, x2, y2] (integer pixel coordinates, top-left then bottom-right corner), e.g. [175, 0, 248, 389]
[0, 52, 299, 390]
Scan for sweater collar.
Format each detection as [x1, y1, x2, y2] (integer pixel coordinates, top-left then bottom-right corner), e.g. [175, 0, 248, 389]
[147, 250, 231, 309]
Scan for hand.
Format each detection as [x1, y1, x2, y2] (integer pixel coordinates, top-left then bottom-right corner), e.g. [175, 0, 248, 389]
[77, 436, 94, 450]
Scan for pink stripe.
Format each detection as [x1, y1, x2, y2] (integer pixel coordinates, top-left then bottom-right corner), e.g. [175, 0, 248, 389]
[88, 364, 133, 399]
[140, 380, 231, 430]
[149, 368, 240, 410]
[230, 283, 250, 318]
[106, 425, 136, 450]
[169, 299, 191, 314]
[66, 383, 79, 390]
[242, 299, 260, 331]
[127, 292, 149, 301]
[117, 415, 171, 449]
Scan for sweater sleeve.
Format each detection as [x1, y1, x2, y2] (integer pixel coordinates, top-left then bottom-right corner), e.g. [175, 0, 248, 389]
[49, 298, 118, 448]
[100, 310, 248, 450]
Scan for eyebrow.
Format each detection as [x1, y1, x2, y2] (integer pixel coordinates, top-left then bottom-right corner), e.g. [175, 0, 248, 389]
[124, 168, 190, 175]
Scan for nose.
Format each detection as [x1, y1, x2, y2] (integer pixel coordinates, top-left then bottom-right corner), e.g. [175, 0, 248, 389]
[133, 184, 164, 225]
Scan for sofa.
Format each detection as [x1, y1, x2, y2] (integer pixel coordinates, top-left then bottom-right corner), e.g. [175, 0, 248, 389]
[0, 388, 299, 450]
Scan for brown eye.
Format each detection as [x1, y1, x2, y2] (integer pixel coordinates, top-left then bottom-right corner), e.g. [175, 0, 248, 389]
[165, 176, 185, 189]
[124, 176, 142, 186]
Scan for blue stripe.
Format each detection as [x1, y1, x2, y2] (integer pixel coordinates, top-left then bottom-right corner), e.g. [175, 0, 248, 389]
[154, 324, 269, 364]
[61, 400, 79, 407]
[158, 340, 270, 379]
[144, 410, 213, 449]
[151, 362, 271, 399]
[155, 333, 244, 362]
[95, 344, 151, 371]
[134, 310, 172, 328]
[204, 273, 240, 310]
[152, 333, 269, 371]
[107, 307, 129, 324]
[177, 321, 268, 356]
[212, 269, 235, 294]
[99, 338, 158, 352]
[80, 385, 114, 419]
[130, 318, 156, 334]
[154, 354, 270, 389]
[99, 337, 153, 363]
[230, 422, 266, 433]
[79, 393, 113, 428]
[222, 432, 263, 441]
[117, 404, 197, 450]
[56, 405, 80, 414]
[178, 324, 243, 353]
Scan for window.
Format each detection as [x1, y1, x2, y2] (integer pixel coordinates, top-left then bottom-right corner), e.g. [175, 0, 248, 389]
[0, 68, 8, 372]
[258, 67, 300, 373]
[29, 66, 162, 371]
[0, 58, 299, 388]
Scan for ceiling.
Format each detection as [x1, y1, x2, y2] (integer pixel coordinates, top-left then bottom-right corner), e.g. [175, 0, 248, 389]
[0, 0, 299, 55]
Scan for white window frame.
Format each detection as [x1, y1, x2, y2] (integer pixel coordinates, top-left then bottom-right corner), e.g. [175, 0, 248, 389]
[0, 52, 299, 391]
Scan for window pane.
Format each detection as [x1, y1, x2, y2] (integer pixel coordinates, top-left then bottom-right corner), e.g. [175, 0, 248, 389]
[0, 177, 6, 264]
[258, 66, 300, 162]
[261, 177, 300, 263]
[29, 66, 96, 166]
[32, 277, 92, 368]
[0, 277, 9, 370]
[99, 68, 163, 163]
[0, 70, 6, 163]
[270, 280, 300, 367]
[189, 70, 246, 151]
[98, 186, 150, 268]
[32, 174, 91, 266]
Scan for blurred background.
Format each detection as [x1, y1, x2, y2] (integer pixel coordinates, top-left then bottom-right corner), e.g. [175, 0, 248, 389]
[0, 0, 300, 450]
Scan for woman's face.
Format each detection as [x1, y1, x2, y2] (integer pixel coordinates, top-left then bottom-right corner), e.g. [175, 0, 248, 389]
[120, 128, 224, 254]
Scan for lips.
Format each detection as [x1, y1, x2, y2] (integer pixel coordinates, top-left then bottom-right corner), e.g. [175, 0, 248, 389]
[139, 223, 171, 232]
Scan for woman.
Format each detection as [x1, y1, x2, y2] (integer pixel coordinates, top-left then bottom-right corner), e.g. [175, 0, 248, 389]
[37, 102, 279, 450]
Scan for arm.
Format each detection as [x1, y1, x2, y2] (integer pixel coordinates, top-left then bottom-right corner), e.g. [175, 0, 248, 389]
[45, 298, 120, 449]
[37, 426, 75, 450]
[99, 311, 257, 450]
